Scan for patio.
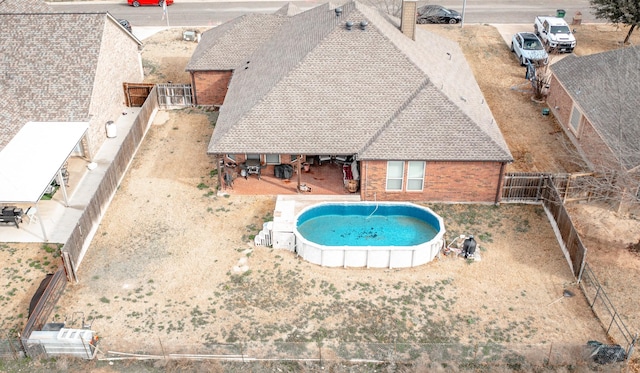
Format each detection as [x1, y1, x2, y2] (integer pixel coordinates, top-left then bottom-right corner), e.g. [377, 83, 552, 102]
[221, 161, 358, 196]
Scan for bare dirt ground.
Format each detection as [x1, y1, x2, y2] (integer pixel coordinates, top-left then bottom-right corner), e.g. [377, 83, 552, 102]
[1, 24, 639, 372]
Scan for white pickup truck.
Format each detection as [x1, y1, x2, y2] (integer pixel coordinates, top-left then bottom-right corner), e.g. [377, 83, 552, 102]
[534, 16, 576, 53]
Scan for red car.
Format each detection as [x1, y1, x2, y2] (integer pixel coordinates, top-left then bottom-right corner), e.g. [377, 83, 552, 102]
[128, 0, 173, 6]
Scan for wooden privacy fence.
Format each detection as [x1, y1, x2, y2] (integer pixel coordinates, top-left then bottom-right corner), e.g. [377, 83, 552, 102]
[123, 82, 155, 107]
[20, 267, 67, 358]
[62, 86, 159, 281]
[502, 172, 594, 203]
[502, 174, 636, 359]
[502, 173, 588, 278]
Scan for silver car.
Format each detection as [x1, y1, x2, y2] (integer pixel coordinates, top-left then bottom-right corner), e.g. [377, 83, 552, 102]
[511, 32, 549, 66]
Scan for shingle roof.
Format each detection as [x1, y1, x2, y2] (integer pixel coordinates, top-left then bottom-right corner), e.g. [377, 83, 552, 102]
[551, 46, 640, 171]
[205, 1, 512, 162]
[185, 13, 289, 71]
[0, 13, 106, 149]
[0, 0, 52, 13]
[274, 2, 303, 16]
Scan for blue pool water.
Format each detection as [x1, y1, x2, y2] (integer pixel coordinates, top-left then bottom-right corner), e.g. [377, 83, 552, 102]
[296, 203, 440, 247]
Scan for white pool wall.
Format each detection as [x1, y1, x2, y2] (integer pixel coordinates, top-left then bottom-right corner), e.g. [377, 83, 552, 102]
[294, 202, 445, 268]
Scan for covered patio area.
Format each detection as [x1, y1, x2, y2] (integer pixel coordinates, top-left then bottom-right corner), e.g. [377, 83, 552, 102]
[0, 122, 88, 241]
[221, 162, 359, 196]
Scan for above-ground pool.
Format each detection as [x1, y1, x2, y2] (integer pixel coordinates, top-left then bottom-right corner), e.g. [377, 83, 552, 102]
[294, 202, 445, 268]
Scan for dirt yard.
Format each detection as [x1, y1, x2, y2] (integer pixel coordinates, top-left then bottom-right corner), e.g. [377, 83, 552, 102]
[1, 23, 639, 371]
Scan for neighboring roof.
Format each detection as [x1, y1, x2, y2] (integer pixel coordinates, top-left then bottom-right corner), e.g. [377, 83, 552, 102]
[274, 2, 303, 16]
[206, 1, 512, 162]
[185, 13, 290, 71]
[0, 122, 88, 204]
[551, 46, 640, 171]
[0, 0, 52, 13]
[0, 12, 138, 150]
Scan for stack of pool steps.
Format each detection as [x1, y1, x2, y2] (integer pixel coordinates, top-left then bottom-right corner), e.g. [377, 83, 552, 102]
[253, 222, 273, 247]
[271, 199, 297, 251]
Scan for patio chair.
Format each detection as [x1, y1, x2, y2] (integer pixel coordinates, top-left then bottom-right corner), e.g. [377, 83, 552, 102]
[318, 155, 332, 165]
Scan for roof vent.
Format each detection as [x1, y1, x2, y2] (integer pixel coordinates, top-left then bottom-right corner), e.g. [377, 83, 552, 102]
[335, 7, 342, 16]
[346, 21, 353, 31]
[360, 20, 369, 30]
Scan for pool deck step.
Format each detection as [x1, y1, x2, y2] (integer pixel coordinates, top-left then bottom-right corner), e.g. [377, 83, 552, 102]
[270, 195, 361, 250]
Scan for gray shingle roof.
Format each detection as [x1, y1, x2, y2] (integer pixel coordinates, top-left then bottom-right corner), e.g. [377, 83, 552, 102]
[0, 13, 106, 149]
[206, 1, 512, 162]
[185, 13, 289, 71]
[551, 46, 640, 171]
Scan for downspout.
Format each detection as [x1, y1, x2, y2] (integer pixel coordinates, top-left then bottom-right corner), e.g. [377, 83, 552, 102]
[190, 72, 198, 106]
[363, 160, 367, 201]
[495, 162, 506, 205]
[297, 155, 302, 193]
[217, 154, 223, 192]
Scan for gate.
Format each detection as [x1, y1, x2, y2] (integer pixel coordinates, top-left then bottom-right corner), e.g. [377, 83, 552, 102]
[157, 83, 193, 108]
[502, 172, 595, 203]
[123, 82, 155, 107]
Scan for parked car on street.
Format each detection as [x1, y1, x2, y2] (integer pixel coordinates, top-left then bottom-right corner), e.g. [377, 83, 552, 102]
[511, 32, 549, 66]
[128, 0, 173, 6]
[416, 5, 461, 24]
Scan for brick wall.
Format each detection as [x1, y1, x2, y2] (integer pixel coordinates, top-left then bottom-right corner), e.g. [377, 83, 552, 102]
[360, 160, 504, 203]
[547, 74, 574, 131]
[86, 18, 143, 159]
[191, 71, 233, 106]
[548, 74, 620, 170]
[579, 120, 620, 170]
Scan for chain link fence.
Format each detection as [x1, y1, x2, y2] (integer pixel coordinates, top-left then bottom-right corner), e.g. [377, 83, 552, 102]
[98, 340, 626, 370]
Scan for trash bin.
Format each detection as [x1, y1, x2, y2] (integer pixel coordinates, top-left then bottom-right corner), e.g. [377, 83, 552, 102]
[105, 121, 117, 138]
[556, 9, 566, 18]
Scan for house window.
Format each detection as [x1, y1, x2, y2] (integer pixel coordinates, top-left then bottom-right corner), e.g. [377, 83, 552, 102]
[265, 154, 280, 164]
[406, 161, 425, 191]
[226, 154, 236, 162]
[246, 153, 260, 161]
[570, 105, 581, 131]
[290, 155, 298, 162]
[386, 161, 404, 191]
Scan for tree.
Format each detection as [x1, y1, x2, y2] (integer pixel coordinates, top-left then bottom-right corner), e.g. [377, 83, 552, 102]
[589, 0, 640, 44]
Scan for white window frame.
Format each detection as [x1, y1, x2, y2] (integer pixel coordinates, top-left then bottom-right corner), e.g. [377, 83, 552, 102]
[226, 154, 236, 162]
[569, 105, 581, 131]
[386, 161, 404, 191]
[406, 161, 425, 191]
[246, 153, 260, 161]
[265, 154, 280, 164]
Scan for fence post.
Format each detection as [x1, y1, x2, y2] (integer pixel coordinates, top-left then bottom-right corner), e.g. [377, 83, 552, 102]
[627, 334, 637, 362]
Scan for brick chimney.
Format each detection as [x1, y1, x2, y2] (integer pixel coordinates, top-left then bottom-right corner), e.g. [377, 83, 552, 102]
[400, 1, 417, 41]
